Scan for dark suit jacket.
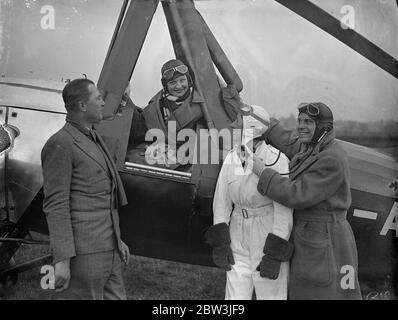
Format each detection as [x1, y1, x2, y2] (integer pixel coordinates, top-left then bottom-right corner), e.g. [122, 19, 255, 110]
[41, 122, 127, 263]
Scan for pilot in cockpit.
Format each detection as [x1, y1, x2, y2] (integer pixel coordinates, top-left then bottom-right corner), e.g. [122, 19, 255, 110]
[125, 59, 205, 169]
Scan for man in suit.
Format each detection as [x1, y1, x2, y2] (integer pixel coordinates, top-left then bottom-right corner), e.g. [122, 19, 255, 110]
[41, 78, 130, 300]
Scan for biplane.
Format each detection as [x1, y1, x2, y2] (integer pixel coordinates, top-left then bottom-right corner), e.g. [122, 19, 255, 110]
[0, 0, 397, 297]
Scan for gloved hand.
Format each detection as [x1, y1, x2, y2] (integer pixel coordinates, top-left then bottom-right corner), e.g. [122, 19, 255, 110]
[212, 244, 235, 271]
[256, 254, 281, 279]
[205, 223, 235, 271]
[256, 233, 294, 280]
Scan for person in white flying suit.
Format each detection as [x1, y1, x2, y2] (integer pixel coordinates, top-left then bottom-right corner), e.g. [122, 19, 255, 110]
[205, 104, 294, 300]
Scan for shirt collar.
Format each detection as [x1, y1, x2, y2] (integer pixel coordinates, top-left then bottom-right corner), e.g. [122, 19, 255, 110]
[65, 115, 92, 137]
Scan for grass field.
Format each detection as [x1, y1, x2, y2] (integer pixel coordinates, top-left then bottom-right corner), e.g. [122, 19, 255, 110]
[1, 240, 225, 300]
[1, 234, 396, 300]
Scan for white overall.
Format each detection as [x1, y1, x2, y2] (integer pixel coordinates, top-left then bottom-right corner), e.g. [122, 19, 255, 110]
[213, 142, 293, 300]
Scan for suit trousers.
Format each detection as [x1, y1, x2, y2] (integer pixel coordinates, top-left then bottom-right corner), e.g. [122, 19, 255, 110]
[66, 249, 126, 300]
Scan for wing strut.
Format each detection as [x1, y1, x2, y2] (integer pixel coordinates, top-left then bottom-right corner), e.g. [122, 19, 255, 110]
[98, 0, 160, 112]
[274, 0, 398, 79]
[97, 0, 159, 167]
[197, 10, 243, 92]
[162, 0, 234, 132]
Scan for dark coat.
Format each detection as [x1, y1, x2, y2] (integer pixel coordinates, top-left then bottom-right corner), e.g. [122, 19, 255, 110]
[257, 119, 362, 300]
[127, 90, 203, 145]
[143, 90, 203, 134]
[41, 123, 127, 263]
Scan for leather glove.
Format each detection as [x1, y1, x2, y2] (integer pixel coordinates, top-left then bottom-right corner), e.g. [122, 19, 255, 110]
[256, 254, 281, 279]
[212, 244, 235, 271]
[205, 223, 235, 271]
[256, 233, 294, 280]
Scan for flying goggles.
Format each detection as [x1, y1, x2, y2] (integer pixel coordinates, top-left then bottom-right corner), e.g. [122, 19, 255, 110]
[162, 64, 189, 81]
[298, 103, 320, 118]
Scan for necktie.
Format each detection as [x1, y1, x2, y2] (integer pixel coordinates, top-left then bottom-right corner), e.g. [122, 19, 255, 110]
[89, 129, 98, 143]
[90, 130, 117, 180]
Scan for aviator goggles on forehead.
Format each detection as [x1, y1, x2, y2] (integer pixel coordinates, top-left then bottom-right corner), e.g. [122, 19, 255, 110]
[162, 64, 189, 81]
[240, 105, 269, 127]
[298, 103, 320, 118]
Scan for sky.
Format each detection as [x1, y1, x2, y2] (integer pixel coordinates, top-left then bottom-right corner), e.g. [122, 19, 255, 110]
[0, 0, 397, 121]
